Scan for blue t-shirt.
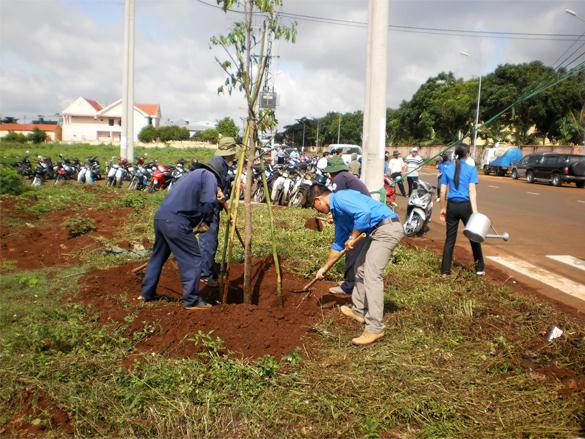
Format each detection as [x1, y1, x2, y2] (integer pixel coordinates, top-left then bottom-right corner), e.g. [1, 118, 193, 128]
[329, 190, 398, 251]
[439, 161, 479, 201]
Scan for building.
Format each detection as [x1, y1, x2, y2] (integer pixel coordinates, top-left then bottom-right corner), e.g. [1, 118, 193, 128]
[61, 97, 160, 143]
[0, 123, 62, 142]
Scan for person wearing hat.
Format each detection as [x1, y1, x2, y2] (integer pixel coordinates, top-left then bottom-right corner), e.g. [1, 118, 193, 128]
[139, 138, 235, 309]
[321, 156, 370, 296]
[404, 147, 423, 196]
[387, 150, 406, 197]
[348, 152, 360, 176]
[198, 137, 238, 286]
[310, 184, 403, 345]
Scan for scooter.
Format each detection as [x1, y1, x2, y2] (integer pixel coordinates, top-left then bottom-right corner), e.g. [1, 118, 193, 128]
[403, 179, 434, 236]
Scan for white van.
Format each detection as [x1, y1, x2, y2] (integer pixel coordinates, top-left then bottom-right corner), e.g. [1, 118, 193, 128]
[327, 144, 362, 165]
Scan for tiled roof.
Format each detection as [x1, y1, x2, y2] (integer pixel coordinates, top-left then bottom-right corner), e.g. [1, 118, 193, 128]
[85, 98, 103, 111]
[135, 104, 160, 116]
[0, 123, 59, 132]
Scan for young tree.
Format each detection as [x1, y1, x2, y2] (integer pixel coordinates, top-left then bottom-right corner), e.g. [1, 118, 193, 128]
[216, 117, 239, 139]
[212, 0, 296, 304]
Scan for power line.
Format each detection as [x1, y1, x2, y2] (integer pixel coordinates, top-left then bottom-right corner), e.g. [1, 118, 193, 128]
[194, 0, 584, 42]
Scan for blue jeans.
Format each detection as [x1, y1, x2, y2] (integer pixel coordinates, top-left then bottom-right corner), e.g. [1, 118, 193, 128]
[198, 210, 220, 279]
[141, 218, 203, 307]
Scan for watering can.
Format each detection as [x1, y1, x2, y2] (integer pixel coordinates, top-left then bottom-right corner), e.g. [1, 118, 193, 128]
[464, 213, 510, 243]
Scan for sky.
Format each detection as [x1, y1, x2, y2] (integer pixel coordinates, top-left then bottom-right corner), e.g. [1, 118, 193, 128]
[1, 0, 584, 130]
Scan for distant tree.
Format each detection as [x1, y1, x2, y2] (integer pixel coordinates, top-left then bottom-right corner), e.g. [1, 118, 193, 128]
[157, 125, 190, 142]
[138, 125, 158, 143]
[216, 117, 239, 139]
[27, 128, 48, 144]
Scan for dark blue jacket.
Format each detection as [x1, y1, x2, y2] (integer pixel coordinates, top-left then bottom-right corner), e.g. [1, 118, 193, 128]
[155, 168, 218, 227]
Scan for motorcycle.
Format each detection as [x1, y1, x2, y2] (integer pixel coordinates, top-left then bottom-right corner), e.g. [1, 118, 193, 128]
[78, 156, 101, 185]
[403, 179, 434, 236]
[145, 162, 172, 192]
[167, 161, 186, 191]
[11, 156, 33, 178]
[31, 156, 53, 186]
[106, 158, 129, 188]
[54, 154, 79, 185]
[288, 163, 315, 207]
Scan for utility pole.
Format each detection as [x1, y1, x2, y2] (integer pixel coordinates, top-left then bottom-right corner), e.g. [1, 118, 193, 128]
[316, 117, 320, 148]
[121, 0, 135, 161]
[361, 0, 389, 198]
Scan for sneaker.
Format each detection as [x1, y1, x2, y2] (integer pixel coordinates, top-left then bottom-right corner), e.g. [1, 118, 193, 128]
[476, 271, 485, 276]
[201, 276, 218, 287]
[329, 286, 350, 296]
[137, 294, 160, 302]
[340, 305, 365, 324]
[441, 273, 450, 278]
[351, 331, 384, 345]
[184, 298, 212, 310]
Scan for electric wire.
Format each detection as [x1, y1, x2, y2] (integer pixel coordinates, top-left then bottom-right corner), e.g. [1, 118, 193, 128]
[555, 41, 585, 71]
[551, 29, 585, 69]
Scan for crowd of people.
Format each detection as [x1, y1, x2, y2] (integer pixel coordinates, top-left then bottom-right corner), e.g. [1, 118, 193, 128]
[138, 139, 483, 346]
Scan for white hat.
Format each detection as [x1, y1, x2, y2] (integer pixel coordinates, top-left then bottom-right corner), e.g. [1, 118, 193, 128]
[411, 147, 418, 152]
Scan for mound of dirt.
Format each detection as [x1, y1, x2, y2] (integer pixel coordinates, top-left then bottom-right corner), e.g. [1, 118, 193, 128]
[74, 258, 347, 362]
[0, 207, 132, 269]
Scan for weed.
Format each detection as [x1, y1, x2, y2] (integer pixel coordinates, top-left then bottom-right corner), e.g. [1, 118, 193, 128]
[120, 191, 146, 210]
[62, 216, 96, 238]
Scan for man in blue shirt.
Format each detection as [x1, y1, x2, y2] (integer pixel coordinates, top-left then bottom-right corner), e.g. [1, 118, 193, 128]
[321, 157, 370, 297]
[310, 185, 404, 345]
[139, 157, 229, 310]
[439, 143, 484, 276]
[198, 137, 238, 287]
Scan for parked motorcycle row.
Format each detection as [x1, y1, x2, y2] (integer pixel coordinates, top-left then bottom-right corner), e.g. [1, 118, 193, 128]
[10, 155, 190, 193]
[9, 151, 434, 236]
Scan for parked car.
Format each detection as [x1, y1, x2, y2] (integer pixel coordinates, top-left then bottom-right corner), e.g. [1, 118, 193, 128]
[327, 144, 362, 165]
[511, 152, 585, 187]
[483, 147, 523, 176]
[480, 142, 517, 169]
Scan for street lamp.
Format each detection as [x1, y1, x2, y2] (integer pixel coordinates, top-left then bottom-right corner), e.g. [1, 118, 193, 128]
[460, 50, 482, 162]
[565, 8, 585, 22]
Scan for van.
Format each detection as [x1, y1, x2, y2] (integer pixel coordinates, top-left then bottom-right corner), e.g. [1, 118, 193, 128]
[326, 144, 362, 165]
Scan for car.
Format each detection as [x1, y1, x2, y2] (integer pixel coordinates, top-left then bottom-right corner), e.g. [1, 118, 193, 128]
[326, 144, 362, 165]
[511, 152, 585, 187]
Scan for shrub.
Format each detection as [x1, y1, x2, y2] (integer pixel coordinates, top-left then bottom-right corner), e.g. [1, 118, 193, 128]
[28, 128, 48, 144]
[138, 125, 158, 143]
[2, 131, 27, 143]
[62, 216, 97, 238]
[121, 191, 146, 210]
[0, 167, 25, 195]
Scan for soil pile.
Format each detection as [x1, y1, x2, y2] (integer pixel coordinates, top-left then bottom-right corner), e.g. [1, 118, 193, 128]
[75, 258, 347, 362]
[0, 207, 132, 269]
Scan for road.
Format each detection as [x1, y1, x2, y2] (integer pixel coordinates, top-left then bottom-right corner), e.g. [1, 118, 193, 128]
[396, 169, 585, 313]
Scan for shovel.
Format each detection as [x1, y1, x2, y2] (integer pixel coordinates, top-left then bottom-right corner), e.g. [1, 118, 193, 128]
[296, 232, 367, 294]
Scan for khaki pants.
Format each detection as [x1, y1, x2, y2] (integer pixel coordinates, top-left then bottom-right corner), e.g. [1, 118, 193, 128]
[352, 221, 403, 333]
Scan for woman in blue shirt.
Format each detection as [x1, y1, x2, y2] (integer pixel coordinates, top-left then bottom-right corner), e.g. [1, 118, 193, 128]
[439, 143, 484, 276]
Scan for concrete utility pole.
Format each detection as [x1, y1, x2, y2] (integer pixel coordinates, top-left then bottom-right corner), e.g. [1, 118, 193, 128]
[121, 0, 135, 161]
[361, 0, 389, 198]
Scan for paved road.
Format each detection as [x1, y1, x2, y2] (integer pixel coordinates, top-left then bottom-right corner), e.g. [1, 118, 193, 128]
[396, 169, 585, 312]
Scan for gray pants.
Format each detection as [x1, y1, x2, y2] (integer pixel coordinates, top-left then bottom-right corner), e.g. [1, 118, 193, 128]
[352, 221, 404, 333]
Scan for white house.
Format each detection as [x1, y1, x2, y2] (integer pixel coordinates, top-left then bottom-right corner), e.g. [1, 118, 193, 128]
[61, 97, 161, 143]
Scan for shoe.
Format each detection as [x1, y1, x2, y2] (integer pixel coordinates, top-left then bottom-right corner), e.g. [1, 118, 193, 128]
[329, 286, 350, 296]
[352, 331, 384, 345]
[337, 281, 344, 286]
[441, 273, 450, 278]
[436, 197, 440, 203]
[476, 271, 485, 276]
[184, 298, 212, 310]
[340, 305, 365, 324]
[137, 294, 160, 302]
[201, 277, 218, 287]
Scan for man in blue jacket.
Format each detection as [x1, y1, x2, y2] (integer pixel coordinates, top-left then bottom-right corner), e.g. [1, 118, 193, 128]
[139, 156, 229, 310]
[311, 185, 404, 345]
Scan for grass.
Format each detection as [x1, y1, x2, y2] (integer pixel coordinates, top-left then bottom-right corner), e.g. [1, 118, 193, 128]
[1, 184, 584, 437]
[0, 141, 216, 167]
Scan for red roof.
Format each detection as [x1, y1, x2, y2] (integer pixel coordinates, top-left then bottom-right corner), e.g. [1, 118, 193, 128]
[84, 98, 103, 111]
[0, 123, 59, 132]
[136, 104, 160, 116]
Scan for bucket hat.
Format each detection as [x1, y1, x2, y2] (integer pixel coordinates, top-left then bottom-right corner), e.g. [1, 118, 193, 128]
[323, 156, 348, 174]
[193, 156, 226, 188]
[215, 136, 238, 157]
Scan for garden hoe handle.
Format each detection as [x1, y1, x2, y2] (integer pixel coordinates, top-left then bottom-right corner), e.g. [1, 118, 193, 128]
[302, 233, 367, 292]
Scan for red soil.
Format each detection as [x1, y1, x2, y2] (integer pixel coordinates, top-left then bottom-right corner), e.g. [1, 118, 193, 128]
[74, 257, 346, 363]
[0, 207, 132, 269]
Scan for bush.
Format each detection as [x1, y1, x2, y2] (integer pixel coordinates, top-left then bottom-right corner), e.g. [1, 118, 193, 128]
[138, 125, 158, 143]
[158, 125, 190, 142]
[62, 216, 97, 238]
[28, 128, 48, 144]
[2, 131, 27, 143]
[121, 191, 146, 210]
[0, 167, 25, 195]
[195, 128, 219, 143]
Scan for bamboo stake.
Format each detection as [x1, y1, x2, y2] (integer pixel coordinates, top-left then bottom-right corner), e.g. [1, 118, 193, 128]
[260, 156, 282, 306]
